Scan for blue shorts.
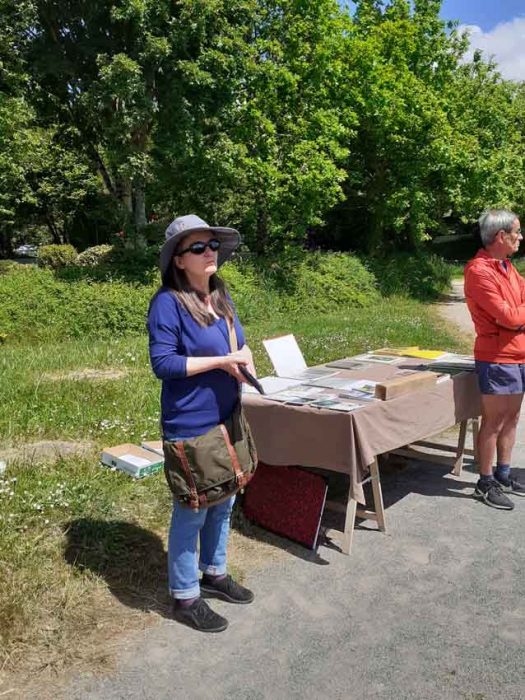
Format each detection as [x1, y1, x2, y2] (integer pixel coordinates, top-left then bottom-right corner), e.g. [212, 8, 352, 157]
[475, 361, 525, 395]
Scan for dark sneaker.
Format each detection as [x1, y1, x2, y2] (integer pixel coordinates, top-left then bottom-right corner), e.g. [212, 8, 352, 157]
[494, 473, 525, 497]
[172, 597, 228, 633]
[474, 479, 514, 510]
[201, 574, 255, 604]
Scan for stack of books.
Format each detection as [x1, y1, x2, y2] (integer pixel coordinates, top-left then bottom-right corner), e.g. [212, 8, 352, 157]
[429, 353, 475, 374]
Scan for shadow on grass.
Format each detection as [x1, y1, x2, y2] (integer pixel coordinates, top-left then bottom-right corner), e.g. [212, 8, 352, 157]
[63, 518, 171, 619]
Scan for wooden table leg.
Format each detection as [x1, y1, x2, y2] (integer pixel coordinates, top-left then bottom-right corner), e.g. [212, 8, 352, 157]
[472, 418, 480, 462]
[324, 493, 357, 555]
[369, 457, 386, 532]
[452, 419, 468, 476]
[354, 457, 387, 533]
[324, 458, 387, 553]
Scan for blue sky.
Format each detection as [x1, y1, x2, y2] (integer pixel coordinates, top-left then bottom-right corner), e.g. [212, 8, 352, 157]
[440, 0, 525, 31]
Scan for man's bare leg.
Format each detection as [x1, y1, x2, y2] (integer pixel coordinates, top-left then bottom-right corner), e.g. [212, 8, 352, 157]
[477, 394, 523, 475]
[474, 394, 523, 509]
[496, 394, 524, 463]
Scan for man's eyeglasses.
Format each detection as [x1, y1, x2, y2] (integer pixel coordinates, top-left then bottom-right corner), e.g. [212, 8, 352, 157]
[177, 239, 221, 256]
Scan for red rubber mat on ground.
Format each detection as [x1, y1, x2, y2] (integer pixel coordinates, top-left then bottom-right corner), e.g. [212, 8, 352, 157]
[243, 463, 328, 549]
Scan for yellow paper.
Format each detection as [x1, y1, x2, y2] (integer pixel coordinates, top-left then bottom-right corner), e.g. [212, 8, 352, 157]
[404, 349, 446, 360]
[373, 347, 445, 360]
[372, 346, 419, 357]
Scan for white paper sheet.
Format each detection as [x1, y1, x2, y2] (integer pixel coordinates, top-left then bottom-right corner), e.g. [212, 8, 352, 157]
[262, 334, 307, 376]
[262, 334, 337, 380]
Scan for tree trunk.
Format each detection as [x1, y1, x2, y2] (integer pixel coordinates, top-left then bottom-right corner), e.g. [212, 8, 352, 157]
[133, 182, 147, 228]
[116, 177, 133, 214]
[366, 160, 388, 254]
[0, 229, 12, 258]
[46, 215, 62, 244]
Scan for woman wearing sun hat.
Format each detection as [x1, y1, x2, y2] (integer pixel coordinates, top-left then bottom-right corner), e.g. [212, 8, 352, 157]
[147, 214, 256, 633]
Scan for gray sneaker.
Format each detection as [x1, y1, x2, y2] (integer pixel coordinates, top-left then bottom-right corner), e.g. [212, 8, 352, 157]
[201, 574, 255, 604]
[494, 473, 525, 497]
[172, 597, 228, 633]
[474, 479, 514, 510]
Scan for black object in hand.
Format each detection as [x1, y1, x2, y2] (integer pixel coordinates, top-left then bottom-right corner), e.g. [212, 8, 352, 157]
[239, 366, 265, 394]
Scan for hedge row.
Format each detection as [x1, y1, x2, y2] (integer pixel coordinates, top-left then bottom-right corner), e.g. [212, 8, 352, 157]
[0, 247, 450, 344]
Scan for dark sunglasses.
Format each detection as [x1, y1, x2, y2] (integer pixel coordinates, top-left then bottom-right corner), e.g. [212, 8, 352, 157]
[177, 238, 221, 256]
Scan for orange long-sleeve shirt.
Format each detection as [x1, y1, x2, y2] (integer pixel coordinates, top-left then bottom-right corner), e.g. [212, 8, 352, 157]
[464, 248, 525, 362]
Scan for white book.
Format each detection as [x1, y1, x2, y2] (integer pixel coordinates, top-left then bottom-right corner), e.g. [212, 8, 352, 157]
[309, 398, 363, 412]
[262, 334, 336, 380]
[352, 353, 402, 365]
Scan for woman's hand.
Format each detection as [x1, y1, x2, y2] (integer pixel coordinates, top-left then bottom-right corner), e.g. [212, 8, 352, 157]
[221, 349, 249, 382]
[221, 345, 256, 383]
[185, 345, 256, 382]
[237, 344, 257, 377]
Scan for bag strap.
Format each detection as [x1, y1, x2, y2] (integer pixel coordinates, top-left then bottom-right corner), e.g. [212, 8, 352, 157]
[224, 315, 247, 485]
[220, 424, 249, 488]
[175, 442, 207, 510]
[226, 316, 238, 353]
[225, 315, 243, 401]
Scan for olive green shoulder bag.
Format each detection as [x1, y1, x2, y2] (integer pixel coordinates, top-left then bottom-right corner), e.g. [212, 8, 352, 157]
[163, 318, 257, 510]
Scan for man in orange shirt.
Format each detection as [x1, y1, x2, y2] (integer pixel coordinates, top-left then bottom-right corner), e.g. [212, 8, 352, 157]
[464, 209, 525, 509]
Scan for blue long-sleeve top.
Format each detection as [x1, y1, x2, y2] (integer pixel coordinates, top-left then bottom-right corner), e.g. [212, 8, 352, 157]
[147, 288, 245, 440]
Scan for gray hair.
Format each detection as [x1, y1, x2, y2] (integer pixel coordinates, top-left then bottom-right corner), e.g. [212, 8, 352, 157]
[479, 209, 518, 247]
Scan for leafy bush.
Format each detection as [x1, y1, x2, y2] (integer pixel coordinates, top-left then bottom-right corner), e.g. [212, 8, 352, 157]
[0, 260, 19, 275]
[0, 266, 152, 342]
[75, 244, 114, 267]
[220, 260, 280, 323]
[364, 253, 451, 300]
[38, 244, 78, 269]
[280, 251, 380, 312]
[55, 245, 160, 286]
[222, 249, 379, 321]
[0, 249, 380, 343]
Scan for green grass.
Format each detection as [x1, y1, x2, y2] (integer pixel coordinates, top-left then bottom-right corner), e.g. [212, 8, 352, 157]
[447, 255, 525, 280]
[0, 296, 469, 687]
[447, 262, 466, 279]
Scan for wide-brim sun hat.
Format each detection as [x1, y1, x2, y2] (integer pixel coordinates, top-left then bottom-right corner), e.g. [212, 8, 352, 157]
[159, 214, 240, 278]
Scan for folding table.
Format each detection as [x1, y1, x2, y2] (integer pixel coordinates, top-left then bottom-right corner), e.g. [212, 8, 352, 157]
[242, 362, 481, 554]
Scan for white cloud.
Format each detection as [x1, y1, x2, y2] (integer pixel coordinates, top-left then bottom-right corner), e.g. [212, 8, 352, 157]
[459, 17, 525, 81]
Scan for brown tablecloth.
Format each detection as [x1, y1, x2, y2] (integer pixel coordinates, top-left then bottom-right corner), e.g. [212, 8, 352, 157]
[242, 362, 481, 505]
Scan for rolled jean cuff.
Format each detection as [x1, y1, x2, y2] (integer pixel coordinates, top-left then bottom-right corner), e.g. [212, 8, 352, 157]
[170, 583, 200, 600]
[199, 562, 227, 576]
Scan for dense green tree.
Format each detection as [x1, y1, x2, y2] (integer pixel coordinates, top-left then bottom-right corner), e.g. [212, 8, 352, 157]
[335, 0, 470, 252]
[152, 0, 353, 252]
[0, 95, 100, 253]
[1, 0, 524, 257]
[25, 0, 173, 228]
[333, 0, 525, 253]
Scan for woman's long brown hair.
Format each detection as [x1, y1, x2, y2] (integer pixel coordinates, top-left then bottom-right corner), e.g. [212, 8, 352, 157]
[161, 253, 234, 327]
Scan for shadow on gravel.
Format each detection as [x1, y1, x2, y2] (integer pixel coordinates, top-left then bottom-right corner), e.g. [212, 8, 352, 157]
[63, 518, 171, 618]
[376, 455, 476, 508]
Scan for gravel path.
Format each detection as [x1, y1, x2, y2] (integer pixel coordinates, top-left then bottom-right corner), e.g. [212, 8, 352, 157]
[437, 279, 474, 338]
